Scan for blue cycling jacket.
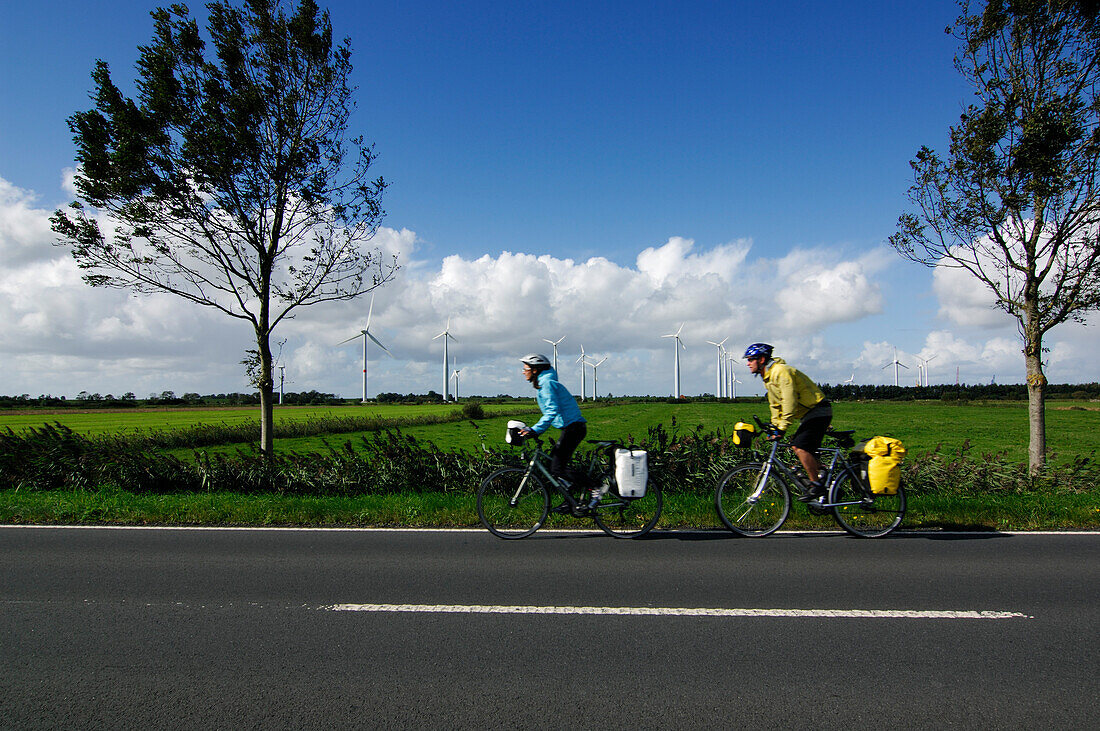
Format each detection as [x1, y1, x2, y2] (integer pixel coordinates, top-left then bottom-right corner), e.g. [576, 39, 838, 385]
[531, 368, 586, 434]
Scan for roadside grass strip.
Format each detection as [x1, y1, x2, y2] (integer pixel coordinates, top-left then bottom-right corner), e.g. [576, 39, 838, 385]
[326, 603, 1032, 619]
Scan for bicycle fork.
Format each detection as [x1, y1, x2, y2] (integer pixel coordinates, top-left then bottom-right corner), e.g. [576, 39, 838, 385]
[747, 462, 773, 503]
[509, 457, 540, 507]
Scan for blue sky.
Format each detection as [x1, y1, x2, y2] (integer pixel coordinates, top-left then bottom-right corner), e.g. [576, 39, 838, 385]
[1, 0, 1096, 399]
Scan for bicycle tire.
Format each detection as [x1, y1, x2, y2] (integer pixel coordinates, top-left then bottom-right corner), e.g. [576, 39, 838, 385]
[592, 481, 663, 538]
[477, 467, 550, 539]
[830, 468, 906, 538]
[714, 463, 791, 537]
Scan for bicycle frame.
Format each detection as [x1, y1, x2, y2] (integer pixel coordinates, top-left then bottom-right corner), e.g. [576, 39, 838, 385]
[752, 437, 868, 510]
[512, 439, 633, 512]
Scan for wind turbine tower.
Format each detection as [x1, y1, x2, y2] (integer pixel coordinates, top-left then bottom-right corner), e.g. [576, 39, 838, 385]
[433, 318, 457, 401]
[338, 293, 392, 402]
[662, 324, 687, 398]
[542, 335, 566, 371]
[589, 357, 607, 400]
[576, 346, 588, 402]
[705, 337, 728, 398]
[882, 347, 908, 387]
[450, 358, 461, 401]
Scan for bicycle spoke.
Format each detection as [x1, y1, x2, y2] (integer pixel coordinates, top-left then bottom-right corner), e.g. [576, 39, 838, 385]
[477, 468, 549, 539]
[715, 464, 790, 537]
[593, 481, 662, 538]
[830, 470, 906, 538]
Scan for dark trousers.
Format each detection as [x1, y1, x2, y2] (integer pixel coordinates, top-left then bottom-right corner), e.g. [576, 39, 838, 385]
[550, 421, 588, 486]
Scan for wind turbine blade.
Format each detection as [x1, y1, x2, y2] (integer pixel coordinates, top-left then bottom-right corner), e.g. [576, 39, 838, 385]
[365, 293, 375, 330]
[366, 331, 393, 357]
[432, 331, 446, 340]
[337, 332, 364, 346]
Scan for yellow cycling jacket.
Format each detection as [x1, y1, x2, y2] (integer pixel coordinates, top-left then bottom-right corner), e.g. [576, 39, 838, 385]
[762, 358, 827, 432]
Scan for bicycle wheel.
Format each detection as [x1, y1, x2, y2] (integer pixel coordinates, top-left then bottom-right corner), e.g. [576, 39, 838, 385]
[714, 463, 791, 537]
[830, 469, 906, 538]
[593, 481, 663, 538]
[477, 467, 550, 539]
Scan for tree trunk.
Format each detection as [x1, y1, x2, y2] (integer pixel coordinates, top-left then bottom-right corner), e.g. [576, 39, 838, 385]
[257, 327, 275, 459]
[1024, 332, 1047, 476]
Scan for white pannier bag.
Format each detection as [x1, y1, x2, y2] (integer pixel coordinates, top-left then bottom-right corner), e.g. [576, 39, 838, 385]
[614, 448, 648, 497]
[505, 420, 527, 444]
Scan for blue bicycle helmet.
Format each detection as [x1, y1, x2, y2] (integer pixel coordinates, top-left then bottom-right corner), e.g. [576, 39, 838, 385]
[743, 342, 773, 360]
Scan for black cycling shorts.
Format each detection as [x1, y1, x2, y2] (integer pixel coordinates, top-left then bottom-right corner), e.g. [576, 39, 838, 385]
[789, 402, 832, 454]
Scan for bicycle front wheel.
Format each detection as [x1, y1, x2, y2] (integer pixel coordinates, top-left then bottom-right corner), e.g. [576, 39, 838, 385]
[593, 482, 663, 538]
[715, 463, 791, 537]
[477, 467, 550, 539]
[830, 469, 906, 538]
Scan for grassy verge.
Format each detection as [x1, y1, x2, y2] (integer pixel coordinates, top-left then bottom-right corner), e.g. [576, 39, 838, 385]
[3, 488, 1097, 531]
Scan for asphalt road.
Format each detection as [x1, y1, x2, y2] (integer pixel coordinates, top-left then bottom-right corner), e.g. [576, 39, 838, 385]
[2, 526, 1097, 729]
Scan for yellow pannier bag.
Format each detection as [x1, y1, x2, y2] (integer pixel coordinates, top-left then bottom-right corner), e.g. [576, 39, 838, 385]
[863, 436, 905, 495]
[732, 421, 756, 447]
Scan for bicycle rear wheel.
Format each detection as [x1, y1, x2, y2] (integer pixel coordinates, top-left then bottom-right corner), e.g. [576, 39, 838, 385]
[593, 481, 663, 538]
[477, 467, 550, 539]
[830, 469, 906, 538]
[714, 463, 791, 537]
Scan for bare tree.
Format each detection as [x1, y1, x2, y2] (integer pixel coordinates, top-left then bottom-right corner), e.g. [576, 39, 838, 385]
[891, 0, 1100, 473]
[52, 0, 398, 456]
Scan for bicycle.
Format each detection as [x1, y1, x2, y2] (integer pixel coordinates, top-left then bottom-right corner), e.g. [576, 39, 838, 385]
[714, 416, 907, 538]
[477, 434, 663, 539]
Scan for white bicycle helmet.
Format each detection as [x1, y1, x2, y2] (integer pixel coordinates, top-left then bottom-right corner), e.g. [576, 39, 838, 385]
[520, 353, 551, 366]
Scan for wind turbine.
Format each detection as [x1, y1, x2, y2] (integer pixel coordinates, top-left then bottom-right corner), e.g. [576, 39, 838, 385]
[433, 318, 457, 402]
[576, 346, 588, 402]
[542, 335, 566, 371]
[278, 364, 285, 405]
[844, 373, 855, 384]
[450, 358, 461, 401]
[916, 355, 937, 387]
[337, 293, 392, 403]
[882, 347, 908, 387]
[662, 324, 687, 398]
[732, 374, 742, 399]
[705, 337, 728, 398]
[589, 356, 607, 400]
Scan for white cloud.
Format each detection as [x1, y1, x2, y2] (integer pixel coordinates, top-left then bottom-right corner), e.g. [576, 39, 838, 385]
[2, 174, 1097, 398]
[933, 260, 1016, 329]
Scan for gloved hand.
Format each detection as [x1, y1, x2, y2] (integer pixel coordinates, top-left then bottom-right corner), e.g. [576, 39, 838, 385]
[519, 427, 537, 439]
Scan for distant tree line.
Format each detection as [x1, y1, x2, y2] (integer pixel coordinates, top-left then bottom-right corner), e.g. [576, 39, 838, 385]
[1, 382, 1097, 411]
[0, 390, 344, 409]
[817, 382, 1100, 402]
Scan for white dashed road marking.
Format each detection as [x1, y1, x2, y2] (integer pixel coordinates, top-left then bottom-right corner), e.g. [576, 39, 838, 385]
[326, 603, 1032, 619]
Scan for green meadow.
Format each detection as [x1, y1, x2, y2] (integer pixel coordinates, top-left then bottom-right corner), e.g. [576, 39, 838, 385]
[2, 399, 1098, 531]
[2, 398, 1098, 463]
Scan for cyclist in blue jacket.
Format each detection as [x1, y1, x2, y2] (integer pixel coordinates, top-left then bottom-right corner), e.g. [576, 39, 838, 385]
[516, 353, 598, 510]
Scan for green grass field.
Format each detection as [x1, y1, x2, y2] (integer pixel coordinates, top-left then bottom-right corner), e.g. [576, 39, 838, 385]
[334, 400, 1099, 466]
[2, 399, 1097, 530]
[0, 403, 530, 437]
[3, 399, 1098, 464]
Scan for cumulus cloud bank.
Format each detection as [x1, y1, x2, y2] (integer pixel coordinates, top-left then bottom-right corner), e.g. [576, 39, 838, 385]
[1, 174, 1096, 398]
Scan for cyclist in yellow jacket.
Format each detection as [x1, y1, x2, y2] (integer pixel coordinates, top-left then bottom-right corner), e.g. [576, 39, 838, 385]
[743, 343, 833, 502]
